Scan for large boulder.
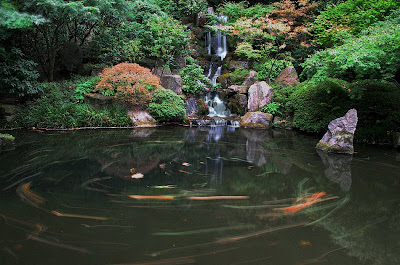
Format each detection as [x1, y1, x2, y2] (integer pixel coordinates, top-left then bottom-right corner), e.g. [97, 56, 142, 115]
[316, 109, 358, 154]
[185, 95, 199, 116]
[242, 70, 257, 88]
[240, 111, 273, 129]
[127, 110, 157, 127]
[152, 67, 172, 78]
[247, 81, 274, 112]
[217, 74, 231, 89]
[160, 75, 183, 95]
[275, 66, 300, 87]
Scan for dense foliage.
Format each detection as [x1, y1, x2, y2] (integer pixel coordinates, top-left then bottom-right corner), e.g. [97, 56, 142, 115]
[95, 63, 162, 106]
[303, 11, 400, 82]
[148, 89, 186, 122]
[180, 58, 215, 95]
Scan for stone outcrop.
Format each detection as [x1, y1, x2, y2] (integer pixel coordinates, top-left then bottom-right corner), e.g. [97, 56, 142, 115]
[240, 111, 273, 129]
[228, 85, 248, 95]
[127, 110, 156, 127]
[275, 66, 300, 87]
[152, 67, 172, 78]
[316, 109, 358, 154]
[247, 81, 273, 112]
[160, 75, 183, 95]
[217, 74, 231, 89]
[242, 70, 257, 88]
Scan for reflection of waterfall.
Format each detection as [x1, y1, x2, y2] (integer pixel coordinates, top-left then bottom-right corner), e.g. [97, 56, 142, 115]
[204, 14, 230, 118]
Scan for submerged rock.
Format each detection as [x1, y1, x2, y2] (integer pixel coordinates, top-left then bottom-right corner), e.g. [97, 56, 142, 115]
[127, 110, 156, 127]
[316, 109, 358, 154]
[275, 66, 300, 87]
[240, 111, 273, 129]
[247, 81, 273, 112]
[317, 150, 352, 191]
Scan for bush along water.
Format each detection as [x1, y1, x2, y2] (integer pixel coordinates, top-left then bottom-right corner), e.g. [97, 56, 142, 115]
[148, 89, 186, 122]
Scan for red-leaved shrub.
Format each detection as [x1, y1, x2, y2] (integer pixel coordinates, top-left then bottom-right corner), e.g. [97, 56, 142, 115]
[95, 63, 162, 106]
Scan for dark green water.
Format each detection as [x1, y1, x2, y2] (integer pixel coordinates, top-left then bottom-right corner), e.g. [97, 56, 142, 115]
[1, 127, 399, 265]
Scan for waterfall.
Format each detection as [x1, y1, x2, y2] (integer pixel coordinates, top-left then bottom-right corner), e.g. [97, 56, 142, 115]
[204, 14, 230, 118]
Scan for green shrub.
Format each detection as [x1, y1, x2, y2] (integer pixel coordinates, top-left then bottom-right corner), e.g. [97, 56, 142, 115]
[180, 58, 214, 95]
[230, 68, 249, 85]
[253, 59, 292, 81]
[349, 80, 400, 143]
[288, 79, 351, 132]
[313, 0, 400, 47]
[262, 102, 283, 116]
[72, 76, 101, 101]
[148, 89, 186, 122]
[303, 11, 400, 82]
[217, 2, 274, 21]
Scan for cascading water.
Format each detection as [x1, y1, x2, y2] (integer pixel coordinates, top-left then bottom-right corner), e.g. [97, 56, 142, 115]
[204, 14, 231, 118]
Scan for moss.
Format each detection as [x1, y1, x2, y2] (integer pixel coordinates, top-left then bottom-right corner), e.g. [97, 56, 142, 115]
[0, 133, 15, 142]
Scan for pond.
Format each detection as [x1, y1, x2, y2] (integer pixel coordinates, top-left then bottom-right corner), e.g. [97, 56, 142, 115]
[1, 127, 399, 265]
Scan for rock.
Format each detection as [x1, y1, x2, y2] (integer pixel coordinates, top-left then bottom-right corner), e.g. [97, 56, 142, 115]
[228, 94, 247, 115]
[240, 111, 273, 129]
[228, 85, 248, 94]
[275, 66, 300, 87]
[216, 74, 231, 89]
[160, 75, 183, 95]
[242, 70, 257, 88]
[151, 67, 172, 78]
[227, 61, 249, 71]
[0, 133, 15, 144]
[84, 93, 113, 106]
[0, 104, 19, 122]
[247, 81, 274, 112]
[127, 110, 157, 127]
[317, 150, 352, 191]
[185, 96, 199, 116]
[196, 11, 208, 27]
[316, 109, 358, 154]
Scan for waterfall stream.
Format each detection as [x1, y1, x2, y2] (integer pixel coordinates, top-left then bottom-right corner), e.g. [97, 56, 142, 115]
[204, 14, 231, 118]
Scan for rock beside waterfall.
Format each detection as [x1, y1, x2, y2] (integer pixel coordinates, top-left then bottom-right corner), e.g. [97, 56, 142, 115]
[185, 96, 199, 116]
[275, 66, 300, 87]
[127, 110, 157, 127]
[160, 75, 183, 95]
[240, 111, 273, 129]
[228, 85, 248, 94]
[152, 67, 172, 78]
[247, 81, 274, 112]
[217, 74, 231, 89]
[243, 70, 257, 88]
[316, 109, 358, 154]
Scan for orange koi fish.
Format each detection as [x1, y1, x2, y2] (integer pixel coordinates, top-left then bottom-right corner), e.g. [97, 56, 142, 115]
[278, 192, 327, 213]
[21, 182, 45, 204]
[51, 211, 108, 220]
[187, 196, 249, 200]
[128, 195, 175, 200]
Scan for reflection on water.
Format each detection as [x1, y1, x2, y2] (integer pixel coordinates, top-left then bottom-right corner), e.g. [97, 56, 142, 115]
[0, 127, 399, 265]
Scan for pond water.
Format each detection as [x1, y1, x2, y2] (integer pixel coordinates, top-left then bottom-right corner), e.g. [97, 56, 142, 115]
[1, 127, 399, 265]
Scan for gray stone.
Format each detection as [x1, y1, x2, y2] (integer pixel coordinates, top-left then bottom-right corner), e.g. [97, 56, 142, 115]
[242, 70, 257, 88]
[84, 93, 113, 106]
[216, 74, 231, 89]
[316, 109, 358, 154]
[228, 85, 248, 94]
[185, 96, 198, 116]
[227, 61, 249, 71]
[247, 81, 274, 112]
[275, 66, 300, 87]
[240, 111, 273, 129]
[161, 75, 183, 95]
[127, 110, 156, 127]
[152, 67, 172, 78]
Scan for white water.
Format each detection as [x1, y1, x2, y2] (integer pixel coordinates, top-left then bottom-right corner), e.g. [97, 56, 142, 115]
[204, 14, 231, 118]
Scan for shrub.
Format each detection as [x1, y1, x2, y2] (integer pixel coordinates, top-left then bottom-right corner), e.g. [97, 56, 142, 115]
[253, 59, 292, 81]
[262, 102, 283, 116]
[230, 68, 249, 85]
[180, 58, 214, 95]
[21, 87, 132, 129]
[95, 63, 162, 106]
[148, 89, 186, 122]
[313, 0, 400, 47]
[303, 11, 400, 82]
[72, 76, 101, 101]
[288, 79, 351, 132]
[349, 80, 400, 143]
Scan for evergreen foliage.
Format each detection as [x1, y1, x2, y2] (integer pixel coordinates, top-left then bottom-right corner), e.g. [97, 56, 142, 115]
[148, 89, 186, 122]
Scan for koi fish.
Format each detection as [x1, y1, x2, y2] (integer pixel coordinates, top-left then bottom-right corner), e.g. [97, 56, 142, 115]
[277, 192, 327, 213]
[128, 195, 175, 200]
[152, 185, 177, 189]
[19, 182, 45, 204]
[187, 196, 249, 200]
[51, 211, 108, 220]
